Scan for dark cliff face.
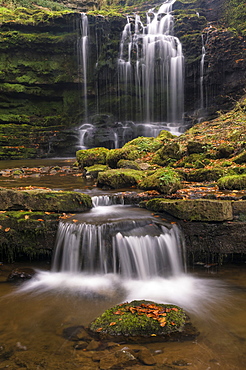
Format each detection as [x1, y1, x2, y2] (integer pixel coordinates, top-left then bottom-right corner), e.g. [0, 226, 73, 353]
[0, 0, 245, 158]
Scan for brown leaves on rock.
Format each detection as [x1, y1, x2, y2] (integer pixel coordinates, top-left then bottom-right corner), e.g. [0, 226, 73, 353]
[114, 303, 179, 328]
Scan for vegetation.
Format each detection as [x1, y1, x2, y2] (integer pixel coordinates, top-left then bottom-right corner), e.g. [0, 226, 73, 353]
[224, 0, 246, 35]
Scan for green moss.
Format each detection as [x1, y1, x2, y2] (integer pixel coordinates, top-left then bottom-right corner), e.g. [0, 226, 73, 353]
[218, 174, 246, 190]
[185, 167, 235, 182]
[76, 148, 109, 168]
[106, 146, 139, 168]
[139, 168, 181, 194]
[89, 300, 186, 337]
[144, 199, 233, 222]
[117, 159, 141, 170]
[97, 169, 144, 189]
[123, 136, 163, 154]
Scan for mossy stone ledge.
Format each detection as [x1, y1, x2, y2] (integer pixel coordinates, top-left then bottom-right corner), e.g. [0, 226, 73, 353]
[0, 188, 92, 212]
[144, 198, 233, 222]
[89, 300, 198, 343]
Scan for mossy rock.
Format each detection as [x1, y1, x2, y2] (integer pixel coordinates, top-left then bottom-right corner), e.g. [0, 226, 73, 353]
[185, 167, 235, 182]
[0, 188, 92, 212]
[106, 146, 139, 169]
[76, 148, 109, 168]
[157, 130, 176, 140]
[187, 141, 208, 154]
[84, 164, 109, 179]
[123, 136, 163, 153]
[144, 198, 233, 221]
[218, 174, 246, 190]
[233, 151, 246, 164]
[89, 300, 197, 343]
[117, 159, 141, 170]
[97, 169, 144, 189]
[152, 142, 182, 166]
[215, 144, 235, 159]
[138, 168, 181, 194]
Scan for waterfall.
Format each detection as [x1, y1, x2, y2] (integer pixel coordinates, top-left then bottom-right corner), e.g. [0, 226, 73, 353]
[51, 218, 184, 279]
[200, 33, 206, 110]
[77, 13, 89, 120]
[118, 0, 184, 124]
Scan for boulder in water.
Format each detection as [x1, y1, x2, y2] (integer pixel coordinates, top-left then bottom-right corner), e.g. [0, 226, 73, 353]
[88, 300, 198, 343]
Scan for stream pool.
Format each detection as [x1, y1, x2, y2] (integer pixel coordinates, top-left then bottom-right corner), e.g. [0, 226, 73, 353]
[0, 263, 245, 369]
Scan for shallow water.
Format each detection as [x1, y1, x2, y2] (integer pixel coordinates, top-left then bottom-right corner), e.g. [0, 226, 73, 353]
[0, 263, 245, 369]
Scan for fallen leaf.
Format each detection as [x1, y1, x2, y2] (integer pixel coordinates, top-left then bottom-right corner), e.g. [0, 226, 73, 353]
[5, 228, 10, 232]
[109, 322, 116, 326]
[24, 215, 29, 220]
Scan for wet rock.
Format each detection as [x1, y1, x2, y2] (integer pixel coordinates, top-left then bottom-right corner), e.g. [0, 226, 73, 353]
[7, 268, 35, 282]
[63, 326, 92, 342]
[86, 340, 101, 351]
[137, 348, 157, 365]
[99, 348, 138, 370]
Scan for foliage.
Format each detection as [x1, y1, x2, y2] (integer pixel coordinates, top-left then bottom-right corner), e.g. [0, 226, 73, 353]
[76, 147, 109, 168]
[224, 0, 246, 35]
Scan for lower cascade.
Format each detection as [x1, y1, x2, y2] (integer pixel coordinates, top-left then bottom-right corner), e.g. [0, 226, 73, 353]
[52, 218, 184, 278]
[18, 204, 225, 314]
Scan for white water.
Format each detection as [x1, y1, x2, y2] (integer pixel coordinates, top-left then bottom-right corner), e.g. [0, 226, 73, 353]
[77, 13, 88, 120]
[118, 0, 184, 124]
[17, 204, 226, 314]
[200, 33, 206, 110]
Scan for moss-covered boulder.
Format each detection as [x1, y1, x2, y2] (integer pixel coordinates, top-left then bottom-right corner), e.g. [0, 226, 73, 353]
[218, 174, 246, 190]
[185, 167, 235, 182]
[123, 136, 163, 153]
[106, 146, 139, 169]
[89, 300, 198, 343]
[76, 148, 109, 168]
[138, 168, 181, 194]
[84, 164, 108, 179]
[0, 188, 92, 212]
[144, 198, 233, 221]
[97, 169, 144, 189]
[117, 159, 141, 170]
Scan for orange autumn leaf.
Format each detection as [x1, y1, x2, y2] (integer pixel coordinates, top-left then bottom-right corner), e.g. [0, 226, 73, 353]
[37, 219, 44, 222]
[24, 215, 29, 220]
[72, 219, 78, 223]
[5, 228, 10, 232]
[96, 328, 103, 332]
[109, 322, 116, 326]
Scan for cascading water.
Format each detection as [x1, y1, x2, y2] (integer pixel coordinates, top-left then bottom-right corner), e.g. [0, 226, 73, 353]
[77, 13, 89, 121]
[18, 202, 225, 314]
[200, 33, 206, 110]
[52, 218, 184, 278]
[118, 0, 184, 125]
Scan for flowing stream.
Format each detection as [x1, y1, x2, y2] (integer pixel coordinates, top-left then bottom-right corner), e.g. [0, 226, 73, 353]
[0, 160, 245, 368]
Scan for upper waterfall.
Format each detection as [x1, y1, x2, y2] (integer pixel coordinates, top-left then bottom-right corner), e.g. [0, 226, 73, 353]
[118, 0, 184, 124]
